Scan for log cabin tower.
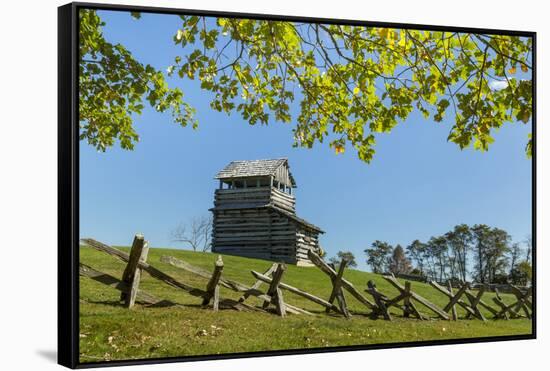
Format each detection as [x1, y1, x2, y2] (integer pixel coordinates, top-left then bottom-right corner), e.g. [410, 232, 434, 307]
[211, 158, 324, 266]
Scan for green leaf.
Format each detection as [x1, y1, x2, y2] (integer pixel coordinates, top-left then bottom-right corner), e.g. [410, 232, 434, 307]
[80, 10, 533, 164]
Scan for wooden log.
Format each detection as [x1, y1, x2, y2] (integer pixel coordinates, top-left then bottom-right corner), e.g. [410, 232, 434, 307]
[251, 270, 341, 313]
[120, 235, 149, 308]
[282, 304, 313, 315]
[158, 256, 312, 314]
[377, 281, 426, 320]
[326, 260, 351, 318]
[404, 282, 425, 320]
[492, 298, 509, 319]
[327, 261, 345, 306]
[447, 281, 458, 321]
[82, 238, 207, 297]
[80, 263, 181, 308]
[271, 187, 296, 201]
[491, 286, 530, 319]
[403, 281, 413, 318]
[81, 239, 268, 312]
[429, 281, 477, 317]
[275, 287, 286, 317]
[263, 263, 287, 317]
[119, 234, 144, 302]
[443, 282, 469, 314]
[212, 230, 297, 238]
[161, 255, 274, 298]
[271, 192, 296, 204]
[335, 289, 349, 318]
[510, 285, 532, 318]
[471, 295, 498, 317]
[214, 226, 294, 234]
[465, 286, 487, 321]
[240, 263, 277, 302]
[215, 187, 271, 195]
[214, 236, 296, 242]
[263, 264, 286, 305]
[384, 276, 449, 320]
[80, 263, 260, 312]
[366, 280, 391, 321]
[382, 292, 407, 311]
[202, 256, 224, 311]
[308, 250, 375, 309]
[494, 298, 522, 319]
[493, 289, 510, 320]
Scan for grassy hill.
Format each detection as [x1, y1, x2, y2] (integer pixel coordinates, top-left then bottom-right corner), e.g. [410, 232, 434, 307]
[79, 246, 531, 363]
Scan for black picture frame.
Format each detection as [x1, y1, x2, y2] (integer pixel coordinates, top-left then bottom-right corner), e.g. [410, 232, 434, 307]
[58, 2, 536, 368]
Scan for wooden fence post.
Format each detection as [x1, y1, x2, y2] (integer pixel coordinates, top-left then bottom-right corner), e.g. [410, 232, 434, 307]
[385, 276, 450, 320]
[307, 250, 375, 312]
[202, 255, 224, 311]
[376, 280, 426, 320]
[120, 234, 149, 309]
[366, 280, 391, 320]
[326, 260, 351, 318]
[447, 281, 458, 320]
[81, 263, 181, 308]
[465, 286, 487, 321]
[161, 256, 312, 315]
[403, 281, 412, 318]
[250, 270, 340, 312]
[404, 281, 425, 320]
[442, 282, 469, 318]
[510, 286, 532, 319]
[430, 281, 477, 319]
[494, 286, 532, 319]
[492, 288, 510, 320]
[262, 263, 287, 317]
[239, 263, 277, 303]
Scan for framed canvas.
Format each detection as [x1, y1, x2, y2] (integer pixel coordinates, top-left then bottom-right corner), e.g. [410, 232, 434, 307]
[58, 2, 536, 368]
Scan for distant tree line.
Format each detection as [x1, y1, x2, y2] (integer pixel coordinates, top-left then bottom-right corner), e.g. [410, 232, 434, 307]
[362, 224, 532, 286]
[329, 225, 532, 286]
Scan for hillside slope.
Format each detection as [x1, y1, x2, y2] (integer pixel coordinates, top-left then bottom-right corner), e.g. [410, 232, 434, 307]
[79, 246, 531, 363]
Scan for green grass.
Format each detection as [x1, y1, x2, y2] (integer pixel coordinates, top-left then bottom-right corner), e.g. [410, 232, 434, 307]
[79, 246, 532, 363]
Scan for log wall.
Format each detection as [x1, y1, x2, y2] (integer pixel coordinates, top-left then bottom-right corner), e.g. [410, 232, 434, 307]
[214, 187, 271, 208]
[296, 226, 320, 266]
[270, 187, 296, 213]
[212, 207, 298, 264]
[212, 185, 319, 265]
[214, 186, 296, 213]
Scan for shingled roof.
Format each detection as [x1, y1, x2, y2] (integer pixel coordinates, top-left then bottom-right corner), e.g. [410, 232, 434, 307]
[215, 158, 296, 187]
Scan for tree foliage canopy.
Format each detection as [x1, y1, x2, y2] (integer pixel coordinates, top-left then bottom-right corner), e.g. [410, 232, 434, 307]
[365, 240, 393, 273]
[79, 10, 533, 162]
[394, 224, 528, 284]
[329, 250, 358, 268]
[388, 245, 412, 275]
[79, 10, 196, 151]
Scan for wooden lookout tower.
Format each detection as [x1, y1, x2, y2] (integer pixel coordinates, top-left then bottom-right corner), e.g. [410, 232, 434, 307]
[211, 158, 324, 266]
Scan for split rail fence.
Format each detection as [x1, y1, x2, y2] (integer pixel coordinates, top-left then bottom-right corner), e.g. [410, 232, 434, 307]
[80, 235, 533, 322]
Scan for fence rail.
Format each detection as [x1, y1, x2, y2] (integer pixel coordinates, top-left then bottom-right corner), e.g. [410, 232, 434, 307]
[79, 235, 533, 322]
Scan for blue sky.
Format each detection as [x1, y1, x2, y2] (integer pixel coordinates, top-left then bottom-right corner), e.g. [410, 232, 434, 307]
[80, 10, 532, 271]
